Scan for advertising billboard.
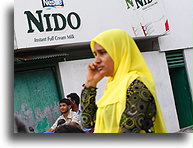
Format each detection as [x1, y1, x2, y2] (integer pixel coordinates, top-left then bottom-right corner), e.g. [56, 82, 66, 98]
[14, 0, 169, 49]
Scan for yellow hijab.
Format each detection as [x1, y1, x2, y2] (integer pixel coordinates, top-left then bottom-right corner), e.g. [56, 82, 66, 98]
[90, 29, 166, 133]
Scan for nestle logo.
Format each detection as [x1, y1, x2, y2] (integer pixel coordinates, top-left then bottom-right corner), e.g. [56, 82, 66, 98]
[42, 0, 64, 8]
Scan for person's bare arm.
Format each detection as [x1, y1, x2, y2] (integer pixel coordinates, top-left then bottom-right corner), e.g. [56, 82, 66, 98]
[46, 128, 54, 132]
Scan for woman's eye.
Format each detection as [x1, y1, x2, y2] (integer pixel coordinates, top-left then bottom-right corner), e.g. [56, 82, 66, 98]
[100, 51, 107, 55]
[93, 50, 107, 56]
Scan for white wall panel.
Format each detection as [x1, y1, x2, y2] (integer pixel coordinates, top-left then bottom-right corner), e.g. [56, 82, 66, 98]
[158, 0, 193, 51]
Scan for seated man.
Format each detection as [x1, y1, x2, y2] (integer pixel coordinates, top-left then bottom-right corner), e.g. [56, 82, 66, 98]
[67, 93, 93, 133]
[46, 99, 81, 132]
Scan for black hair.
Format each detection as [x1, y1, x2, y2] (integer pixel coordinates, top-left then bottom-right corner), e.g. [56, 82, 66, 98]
[59, 99, 71, 105]
[66, 93, 80, 106]
[54, 125, 84, 133]
[57, 119, 66, 126]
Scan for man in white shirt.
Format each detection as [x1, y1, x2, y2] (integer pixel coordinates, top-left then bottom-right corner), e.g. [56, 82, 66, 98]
[67, 93, 92, 133]
[46, 99, 81, 132]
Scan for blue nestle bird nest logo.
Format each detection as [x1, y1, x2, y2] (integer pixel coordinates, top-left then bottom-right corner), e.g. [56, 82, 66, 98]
[42, 0, 64, 8]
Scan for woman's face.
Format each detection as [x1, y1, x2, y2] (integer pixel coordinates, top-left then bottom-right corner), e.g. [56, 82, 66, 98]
[93, 43, 114, 77]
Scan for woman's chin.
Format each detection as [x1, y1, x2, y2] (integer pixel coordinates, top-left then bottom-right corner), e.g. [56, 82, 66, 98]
[98, 70, 106, 76]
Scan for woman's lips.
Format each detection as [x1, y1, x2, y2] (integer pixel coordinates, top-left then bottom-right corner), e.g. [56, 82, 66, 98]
[96, 66, 103, 71]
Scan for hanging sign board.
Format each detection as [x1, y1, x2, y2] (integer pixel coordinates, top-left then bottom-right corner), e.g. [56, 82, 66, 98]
[14, 0, 169, 49]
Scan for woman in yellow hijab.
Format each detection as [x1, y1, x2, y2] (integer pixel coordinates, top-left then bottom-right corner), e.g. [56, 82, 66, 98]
[81, 29, 166, 133]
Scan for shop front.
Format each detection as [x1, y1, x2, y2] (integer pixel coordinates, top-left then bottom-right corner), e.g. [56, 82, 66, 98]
[14, 0, 192, 133]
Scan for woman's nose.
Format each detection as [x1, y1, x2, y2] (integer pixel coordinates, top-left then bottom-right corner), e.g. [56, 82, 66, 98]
[95, 55, 101, 63]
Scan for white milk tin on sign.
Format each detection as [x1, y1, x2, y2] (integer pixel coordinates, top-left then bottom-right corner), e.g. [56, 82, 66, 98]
[125, 0, 169, 37]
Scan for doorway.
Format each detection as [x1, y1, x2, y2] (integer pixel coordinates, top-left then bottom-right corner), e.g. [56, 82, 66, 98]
[166, 50, 193, 128]
[14, 67, 62, 133]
